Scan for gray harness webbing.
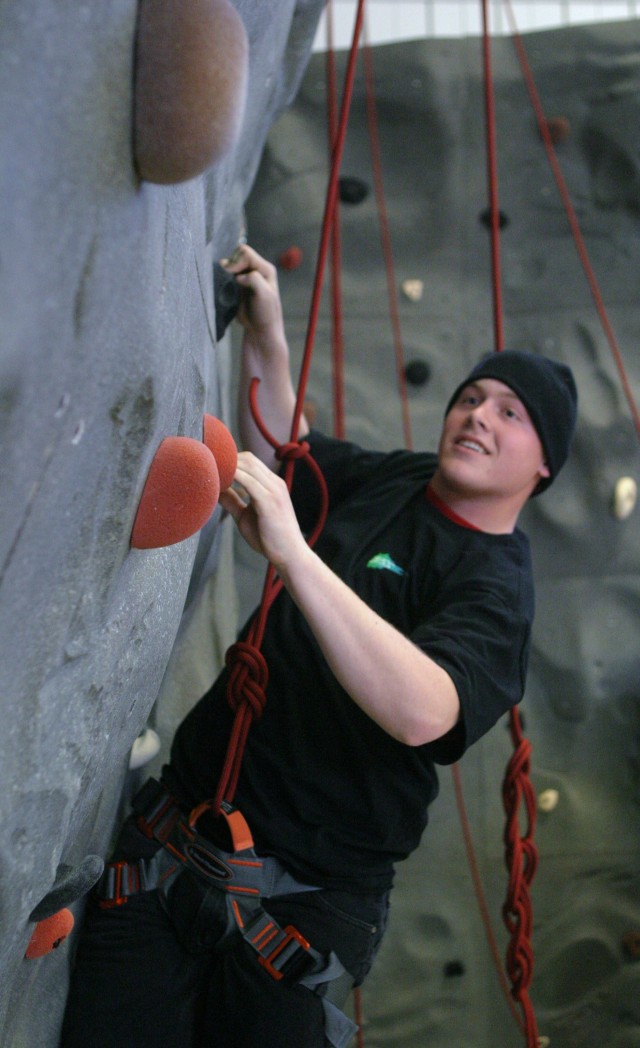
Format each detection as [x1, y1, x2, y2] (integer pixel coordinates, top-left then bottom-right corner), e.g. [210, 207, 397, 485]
[95, 778, 357, 1048]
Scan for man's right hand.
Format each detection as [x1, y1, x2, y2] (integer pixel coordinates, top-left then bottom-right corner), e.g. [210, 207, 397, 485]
[220, 244, 285, 342]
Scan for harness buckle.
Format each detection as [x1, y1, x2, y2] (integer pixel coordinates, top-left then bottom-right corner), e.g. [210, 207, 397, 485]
[251, 918, 316, 983]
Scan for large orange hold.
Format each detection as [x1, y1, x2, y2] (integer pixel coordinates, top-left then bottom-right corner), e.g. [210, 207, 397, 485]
[133, 0, 248, 184]
[131, 437, 220, 549]
[203, 415, 238, 491]
[25, 909, 74, 959]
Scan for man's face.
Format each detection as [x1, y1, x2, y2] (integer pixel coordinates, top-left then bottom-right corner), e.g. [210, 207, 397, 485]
[437, 378, 550, 502]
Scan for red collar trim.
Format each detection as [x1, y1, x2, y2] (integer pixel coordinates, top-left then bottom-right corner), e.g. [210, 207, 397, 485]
[425, 484, 483, 532]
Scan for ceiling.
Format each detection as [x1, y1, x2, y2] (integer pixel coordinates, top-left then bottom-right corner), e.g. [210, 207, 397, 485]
[312, 0, 639, 48]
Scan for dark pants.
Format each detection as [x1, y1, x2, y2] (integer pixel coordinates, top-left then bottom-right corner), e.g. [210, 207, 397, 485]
[60, 824, 389, 1048]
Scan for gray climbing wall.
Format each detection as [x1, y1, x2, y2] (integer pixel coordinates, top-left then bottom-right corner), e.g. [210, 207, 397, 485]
[2, 5, 639, 1047]
[239, 20, 640, 1048]
[0, 1, 325, 1045]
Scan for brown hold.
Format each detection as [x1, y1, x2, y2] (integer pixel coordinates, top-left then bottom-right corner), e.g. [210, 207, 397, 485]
[203, 414, 238, 491]
[133, 0, 249, 184]
[622, 930, 640, 960]
[544, 116, 571, 145]
[131, 436, 220, 549]
[25, 909, 74, 959]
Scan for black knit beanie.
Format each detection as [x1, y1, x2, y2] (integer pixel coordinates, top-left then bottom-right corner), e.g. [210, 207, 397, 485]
[445, 350, 578, 493]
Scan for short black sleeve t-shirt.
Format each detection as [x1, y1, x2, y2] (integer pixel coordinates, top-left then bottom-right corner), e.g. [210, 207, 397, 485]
[166, 431, 535, 892]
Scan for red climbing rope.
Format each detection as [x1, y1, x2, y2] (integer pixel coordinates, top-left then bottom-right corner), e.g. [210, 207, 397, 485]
[212, 385, 329, 811]
[502, 0, 640, 440]
[208, 0, 367, 816]
[480, 3, 540, 1043]
[451, 762, 527, 1030]
[481, 0, 505, 353]
[325, 1, 347, 440]
[362, 19, 413, 449]
[337, 7, 540, 1043]
[502, 707, 540, 1041]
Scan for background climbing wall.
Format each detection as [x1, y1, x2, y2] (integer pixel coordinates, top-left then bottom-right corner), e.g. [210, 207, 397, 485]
[236, 20, 640, 1048]
[1, 5, 639, 1048]
[0, 1, 325, 1044]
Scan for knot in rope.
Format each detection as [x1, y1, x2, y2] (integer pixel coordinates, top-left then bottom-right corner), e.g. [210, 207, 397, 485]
[502, 732, 539, 1004]
[275, 439, 311, 463]
[225, 641, 269, 720]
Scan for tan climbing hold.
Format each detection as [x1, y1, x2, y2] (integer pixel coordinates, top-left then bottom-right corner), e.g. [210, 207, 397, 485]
[612, 476, 637, 521]
[401, 279, 424, 302]
[537, 788, 559, 813]
[133, 0, 249, 184]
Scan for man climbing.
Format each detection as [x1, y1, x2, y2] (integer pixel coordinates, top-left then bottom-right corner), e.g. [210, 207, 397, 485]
[61, 245, 577, 1048]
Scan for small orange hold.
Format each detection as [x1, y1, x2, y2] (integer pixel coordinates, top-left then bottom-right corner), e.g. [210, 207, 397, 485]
[25, 909, 74, 960]
[277, 246, 303, 271]
[203, 415, 238, 491]
[131, 437, 220, 549]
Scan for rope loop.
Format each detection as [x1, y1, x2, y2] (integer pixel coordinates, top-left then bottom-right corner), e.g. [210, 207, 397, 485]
[225, 641, 269, 720]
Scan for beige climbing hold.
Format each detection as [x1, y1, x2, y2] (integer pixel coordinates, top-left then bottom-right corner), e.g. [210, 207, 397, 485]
[129, 727, 162, 770]
[133, 0, 249, 184]
[537, 789, 559, 813]
[612, 476, 637, 521]
[401, 279, 424, 302]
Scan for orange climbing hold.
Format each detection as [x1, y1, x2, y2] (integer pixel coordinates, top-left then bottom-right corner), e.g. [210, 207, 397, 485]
[133, 0, 248, 184]
[131, 437, 220, 549]
[203, 415, 238, 491]
[25, 909, 74, 959]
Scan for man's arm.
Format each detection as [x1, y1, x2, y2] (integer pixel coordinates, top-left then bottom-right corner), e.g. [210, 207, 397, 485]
[221, 245, 309, 471]
[220, 452, 461, 747]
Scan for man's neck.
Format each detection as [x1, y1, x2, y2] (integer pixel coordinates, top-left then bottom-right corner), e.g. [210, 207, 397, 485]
[428, 470, 524, 535]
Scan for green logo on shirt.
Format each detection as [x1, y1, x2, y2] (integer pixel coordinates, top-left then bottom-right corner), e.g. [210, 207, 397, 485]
[367, 552, 406, 577]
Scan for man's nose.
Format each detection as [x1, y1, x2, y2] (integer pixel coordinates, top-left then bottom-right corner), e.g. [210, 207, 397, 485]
[465, 403, 489, 429]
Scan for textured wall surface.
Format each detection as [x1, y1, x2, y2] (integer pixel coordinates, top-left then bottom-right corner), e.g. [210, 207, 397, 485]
[0, 1, 324, 1044]
[240, 20, 640, 1047]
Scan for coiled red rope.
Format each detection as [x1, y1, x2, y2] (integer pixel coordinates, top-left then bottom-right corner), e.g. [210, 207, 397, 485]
[481, 2, 540, 1042]
[502, 709, 539, 1033]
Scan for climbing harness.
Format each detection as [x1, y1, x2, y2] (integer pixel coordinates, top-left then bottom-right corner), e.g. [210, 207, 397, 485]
[96, 778, 357, 1048]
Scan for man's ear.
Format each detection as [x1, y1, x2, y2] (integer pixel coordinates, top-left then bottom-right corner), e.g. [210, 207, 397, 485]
[538, 461, 551, 480]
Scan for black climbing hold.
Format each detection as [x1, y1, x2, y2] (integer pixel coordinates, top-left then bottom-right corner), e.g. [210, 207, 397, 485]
[29, 855, 105, 921]
[339, 176, 369, 205]
[213, 262, 241, 341]
[404, 359, 431, 387]
[479, 207, 509, 230]
[443, 960, 465, 978]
